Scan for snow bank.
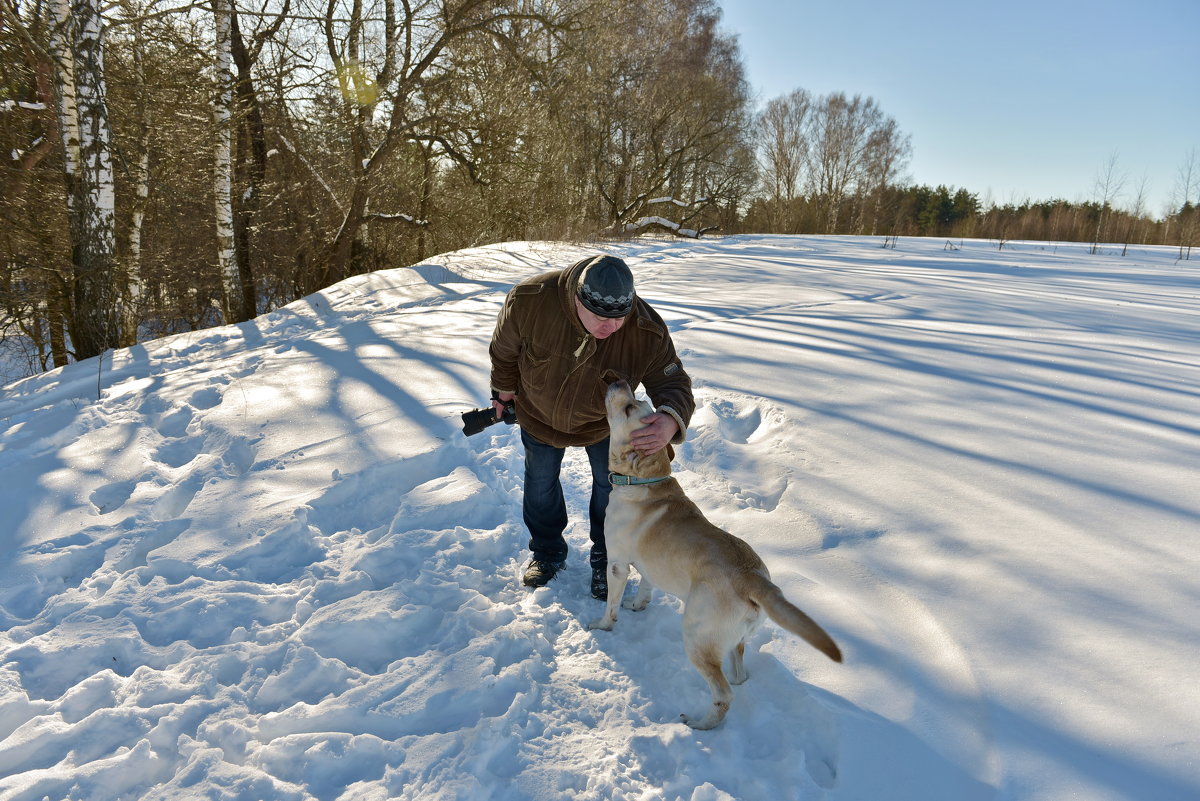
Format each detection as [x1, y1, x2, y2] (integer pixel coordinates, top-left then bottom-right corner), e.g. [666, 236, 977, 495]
[1, 236, 1197, 800]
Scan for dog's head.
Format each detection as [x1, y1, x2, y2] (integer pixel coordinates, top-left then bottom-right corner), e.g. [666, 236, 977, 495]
[605, 380, 671, 479]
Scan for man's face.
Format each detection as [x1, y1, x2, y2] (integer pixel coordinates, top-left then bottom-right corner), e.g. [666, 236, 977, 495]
[575, 297, 628, 339]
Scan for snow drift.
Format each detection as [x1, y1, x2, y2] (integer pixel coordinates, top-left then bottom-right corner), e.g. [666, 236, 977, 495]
[1, 236, 1197, 801]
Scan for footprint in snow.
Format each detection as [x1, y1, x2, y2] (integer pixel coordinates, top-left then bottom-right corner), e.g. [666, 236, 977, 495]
[150, 473, 204, 521]
[155, 406, 193, 439]
[188, 386, 223, 410]
[705, 398, 764, 444]
[89, 480, 137, 514]
[152, 437, 205, 469]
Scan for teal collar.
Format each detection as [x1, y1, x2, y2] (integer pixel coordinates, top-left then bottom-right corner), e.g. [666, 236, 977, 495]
[609, 472, 671, 487]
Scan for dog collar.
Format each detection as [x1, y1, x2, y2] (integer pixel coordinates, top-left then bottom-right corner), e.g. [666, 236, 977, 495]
[609, 472, 671, 486]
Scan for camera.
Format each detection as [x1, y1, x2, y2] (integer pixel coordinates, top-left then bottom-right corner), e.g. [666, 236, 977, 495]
[461, 400, 517, 436]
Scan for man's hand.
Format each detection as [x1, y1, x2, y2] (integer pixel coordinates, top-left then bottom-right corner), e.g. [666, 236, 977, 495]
[492, 392, 515, 420]
[630, 412, 679, 455]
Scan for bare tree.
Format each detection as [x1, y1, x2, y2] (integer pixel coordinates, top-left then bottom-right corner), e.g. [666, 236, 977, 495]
[753, 89, 810, 232]
[1123, 173, 1150, 255]
[807, 92, 891, 233]
[110, 0, 153, 345]
[308, 0, 566, 289]
[1, 0, 72, 369]
[1090, 151, 1125, 255]
[228, 3, 286, 318]
[1170, 148, 1198, 260]
[556, 0, 749, 237]
[855, 115, 910, 235]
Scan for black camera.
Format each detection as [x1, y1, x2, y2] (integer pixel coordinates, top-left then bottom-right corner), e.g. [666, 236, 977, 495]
[461, 400, 517, 436]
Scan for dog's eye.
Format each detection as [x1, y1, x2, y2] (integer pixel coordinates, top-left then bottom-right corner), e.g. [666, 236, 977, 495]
[625, 403, 638, 415]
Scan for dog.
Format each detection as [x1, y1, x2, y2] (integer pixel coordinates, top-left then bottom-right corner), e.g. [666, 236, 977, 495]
[589, 380, 842, 729]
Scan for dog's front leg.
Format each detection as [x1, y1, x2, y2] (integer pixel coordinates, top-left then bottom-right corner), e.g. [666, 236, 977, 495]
[588, 562, 631, 631]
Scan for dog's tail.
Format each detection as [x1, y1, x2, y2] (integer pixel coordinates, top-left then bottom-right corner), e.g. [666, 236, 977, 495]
[749, 576, 843, 663]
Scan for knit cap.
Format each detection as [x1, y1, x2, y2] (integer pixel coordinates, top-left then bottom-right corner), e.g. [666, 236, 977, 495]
[577, 255, 635, 318]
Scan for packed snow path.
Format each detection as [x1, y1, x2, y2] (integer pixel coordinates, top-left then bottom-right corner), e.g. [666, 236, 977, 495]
[1, 237, 1197, 801]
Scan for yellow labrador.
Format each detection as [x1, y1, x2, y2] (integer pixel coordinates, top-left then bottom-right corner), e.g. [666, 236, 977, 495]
[590, 380, 842, 729]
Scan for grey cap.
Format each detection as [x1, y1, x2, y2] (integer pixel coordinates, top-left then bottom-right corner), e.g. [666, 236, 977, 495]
[577, 255, 635, 318]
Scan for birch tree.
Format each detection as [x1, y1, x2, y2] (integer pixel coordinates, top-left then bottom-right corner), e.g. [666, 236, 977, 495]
[1123, 174, 1150, 255]
[807, 92, 880, 232]
[211, 0, 240, 321]
[1090, 152, 1125, 255]
[112, 0, 152, 345]
[855, 116, 910, 235]
[754, 89, 809, 232]
[1170, 148, 1198, 260]
[52, 0, 121, 360]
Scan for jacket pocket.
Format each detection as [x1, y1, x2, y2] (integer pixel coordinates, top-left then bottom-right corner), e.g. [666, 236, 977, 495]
[518, 341, 552, 392]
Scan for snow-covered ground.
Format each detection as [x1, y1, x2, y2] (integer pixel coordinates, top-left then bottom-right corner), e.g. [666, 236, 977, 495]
[0, 235, 1197, 801]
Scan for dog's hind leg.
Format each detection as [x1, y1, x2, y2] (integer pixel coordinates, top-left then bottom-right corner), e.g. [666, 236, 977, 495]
[681, 639, 732, 729]
[625, 569, 652, 611]
[728, 607, 763, 685]
[680, 607, 733, 729]
[729, 641, 748, 685]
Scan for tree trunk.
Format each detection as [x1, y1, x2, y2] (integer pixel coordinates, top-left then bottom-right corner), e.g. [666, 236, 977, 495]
[417, 142, 434, 262]
[47, 276, 70, 368]
[231, 9, 267, 320]
[326, 179, 370, 286]
[212, 0, 242, 322]
[53, 0, 120, 361]
[123, 8, 151, 347]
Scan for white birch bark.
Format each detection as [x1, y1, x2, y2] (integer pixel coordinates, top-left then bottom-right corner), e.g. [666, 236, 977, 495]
[70, 0, 116, 254]
[51, 0, 120, 358]
[212, 0, 239, 322]
[124, 9, 150, 344]
[49, 0, 80, 209]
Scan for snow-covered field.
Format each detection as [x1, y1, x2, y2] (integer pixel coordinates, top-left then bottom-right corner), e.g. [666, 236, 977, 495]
[0, 235, 1197, 801]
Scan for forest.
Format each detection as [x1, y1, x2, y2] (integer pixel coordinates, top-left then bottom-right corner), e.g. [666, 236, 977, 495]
[2, 0, 1198, 381]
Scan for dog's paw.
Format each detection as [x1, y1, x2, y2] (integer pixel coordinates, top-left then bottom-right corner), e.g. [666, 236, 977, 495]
[588, 617, 615, 631]
[680, 706, 726, 730]
[680, 712, 718, 730]
[681, 699, 729, 730]
[623, 598, 649, 612]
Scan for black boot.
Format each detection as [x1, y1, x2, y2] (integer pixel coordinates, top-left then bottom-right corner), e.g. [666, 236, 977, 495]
[522, 558, 566, 588]
[591, 562, 608, 600]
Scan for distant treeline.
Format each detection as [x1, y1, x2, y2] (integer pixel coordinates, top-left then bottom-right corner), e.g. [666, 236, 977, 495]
[740, 184, 1198, 254]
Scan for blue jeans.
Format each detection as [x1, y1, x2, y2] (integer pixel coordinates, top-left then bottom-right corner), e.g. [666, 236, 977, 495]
[520, 428, 612, 568]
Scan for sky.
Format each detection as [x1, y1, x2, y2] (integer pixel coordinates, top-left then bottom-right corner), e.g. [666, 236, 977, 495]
[1, 237, 1197, 799]
[717, 0, 1200, 215]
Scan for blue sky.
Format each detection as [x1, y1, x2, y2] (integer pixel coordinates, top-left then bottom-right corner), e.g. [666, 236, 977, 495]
[717, 0, 1199, 215]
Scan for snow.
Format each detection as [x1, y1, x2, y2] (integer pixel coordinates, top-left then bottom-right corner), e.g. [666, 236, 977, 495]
[1, 235, 1197, 801]
[625, 217, 699, 238]
[1, 101, 49, 111]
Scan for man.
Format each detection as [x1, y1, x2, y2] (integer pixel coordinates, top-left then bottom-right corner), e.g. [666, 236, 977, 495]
[489, 254, 694, 599]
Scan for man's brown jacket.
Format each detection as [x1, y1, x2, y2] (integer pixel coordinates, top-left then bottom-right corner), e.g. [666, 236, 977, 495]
[489, 257, 694, 448]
